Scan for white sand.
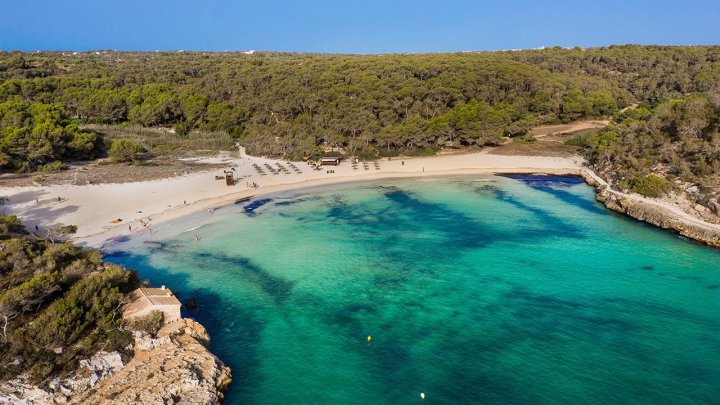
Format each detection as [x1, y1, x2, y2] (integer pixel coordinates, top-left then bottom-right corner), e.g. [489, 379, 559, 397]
[1, 151, 583, 247]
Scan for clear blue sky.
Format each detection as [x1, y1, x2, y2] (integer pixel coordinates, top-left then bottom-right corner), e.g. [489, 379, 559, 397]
[2, 0, 718, 53]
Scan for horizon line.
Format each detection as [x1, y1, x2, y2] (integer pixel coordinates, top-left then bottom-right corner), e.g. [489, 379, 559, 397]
[1, 43, 718, 56]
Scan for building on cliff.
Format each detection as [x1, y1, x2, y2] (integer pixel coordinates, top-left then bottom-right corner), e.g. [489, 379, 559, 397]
[122, 286, 182, 323]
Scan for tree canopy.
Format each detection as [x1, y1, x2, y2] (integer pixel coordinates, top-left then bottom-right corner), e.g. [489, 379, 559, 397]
[0, 216, 139, 383]
[0, 46, 718, 205]
[1, 45, 717, 163]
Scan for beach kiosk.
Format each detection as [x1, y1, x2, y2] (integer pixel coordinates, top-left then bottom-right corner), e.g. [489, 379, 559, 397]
[224, 171, 234, 186]
[319, 157, 341, 166]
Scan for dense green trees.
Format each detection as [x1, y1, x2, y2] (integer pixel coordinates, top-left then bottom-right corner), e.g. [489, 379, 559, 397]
[0, 216, 139, 383]
[625, 175, 673, 198]
[108, 138, 144, 162]
[0, 100, 101, 171]
[0, 45, 718, 167]
[581, 96, 720, 180]
[570, 94, 720, 205]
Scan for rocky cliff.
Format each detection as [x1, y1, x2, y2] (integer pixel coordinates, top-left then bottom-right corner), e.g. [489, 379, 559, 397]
[0, 319, 231, 404]
[580, 170, 720, 247]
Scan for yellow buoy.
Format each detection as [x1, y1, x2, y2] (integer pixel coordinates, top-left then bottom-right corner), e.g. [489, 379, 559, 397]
[420, 392, 425, 400]
[367, 335, 372, 343]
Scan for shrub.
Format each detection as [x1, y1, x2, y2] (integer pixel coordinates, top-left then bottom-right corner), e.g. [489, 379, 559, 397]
[514, 133, 536, 144]
[626, 175, 671, 198]
[42, 224, 78, 244]
[38, 161, 67, 172]
[564, 129, 596, 147]
[378, 148, 400, 158]
[0, 214, 25, 235]
[126, 310, 164, 337]
[505, 115, 540, 137]
[174, 120, 193, 137]
[108, 139, 144, 162]
[404, 146, 441, 156]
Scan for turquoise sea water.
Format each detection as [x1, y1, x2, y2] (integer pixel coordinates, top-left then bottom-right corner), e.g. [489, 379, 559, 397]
[106, 175, 720, 404]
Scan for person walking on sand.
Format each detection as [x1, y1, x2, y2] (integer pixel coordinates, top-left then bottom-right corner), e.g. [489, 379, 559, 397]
[57, 196, 61, 202]
[128, 224, 132, 232]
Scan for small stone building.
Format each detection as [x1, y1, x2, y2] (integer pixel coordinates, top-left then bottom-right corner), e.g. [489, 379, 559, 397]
[122, 287, 182, 324]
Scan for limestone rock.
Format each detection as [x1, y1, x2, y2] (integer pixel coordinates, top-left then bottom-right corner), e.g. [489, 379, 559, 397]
[69, 319, 231, 405]
[596, 189, 720, 247]
[0, 319, 231, 405]
[81, 351, 125, 388]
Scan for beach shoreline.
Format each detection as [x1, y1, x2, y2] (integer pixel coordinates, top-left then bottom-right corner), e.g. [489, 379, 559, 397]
[3, 150, 720, 249]
[0, 151, 584, 248]
[98, 166, 586, 249]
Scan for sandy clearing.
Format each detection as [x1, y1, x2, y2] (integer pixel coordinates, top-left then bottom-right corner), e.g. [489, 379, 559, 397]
[530, 120, 609, 137]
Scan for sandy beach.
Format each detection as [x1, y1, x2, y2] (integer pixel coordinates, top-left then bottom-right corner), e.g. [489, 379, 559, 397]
[0, 151, 583, 247]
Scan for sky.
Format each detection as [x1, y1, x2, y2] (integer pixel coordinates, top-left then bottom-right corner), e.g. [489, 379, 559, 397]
[1, 0, 719, 53]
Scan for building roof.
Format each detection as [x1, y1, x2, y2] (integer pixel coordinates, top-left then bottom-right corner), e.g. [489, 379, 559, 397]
[122, 287, 181, 319]
[140, 287, 174, 297]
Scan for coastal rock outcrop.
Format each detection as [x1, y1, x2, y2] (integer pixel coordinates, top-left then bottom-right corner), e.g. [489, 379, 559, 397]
[597, 190, 720, 247]
[0, 351, 126, 404]
[70, 319, 231, 405]
[0, 319, 231, 405]
[580, 170, 720, 247]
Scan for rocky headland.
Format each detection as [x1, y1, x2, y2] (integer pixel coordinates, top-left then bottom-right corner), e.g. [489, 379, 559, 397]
[0, 319, 231, 404]
[581, 169, 720, 248]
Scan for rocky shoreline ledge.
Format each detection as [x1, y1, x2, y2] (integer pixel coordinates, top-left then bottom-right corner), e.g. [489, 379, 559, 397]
[580, 169, 720, 248]
[1, 319, 231, 404]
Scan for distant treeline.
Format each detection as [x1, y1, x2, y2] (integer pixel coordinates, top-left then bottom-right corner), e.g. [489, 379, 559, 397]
[1, 46, 719, 170]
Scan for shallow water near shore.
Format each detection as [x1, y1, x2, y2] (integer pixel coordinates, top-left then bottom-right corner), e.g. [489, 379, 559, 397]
[106, 175, 720, 404]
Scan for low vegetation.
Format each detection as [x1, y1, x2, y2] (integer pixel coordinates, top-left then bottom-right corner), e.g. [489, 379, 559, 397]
[127, 310, 164, 337]
[624, 175, 673, 198]
[108, 138, 145, 162]
[90, 124, 235, 157]
[0, 216, 140, 384]
[569, 95, 720, 207]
